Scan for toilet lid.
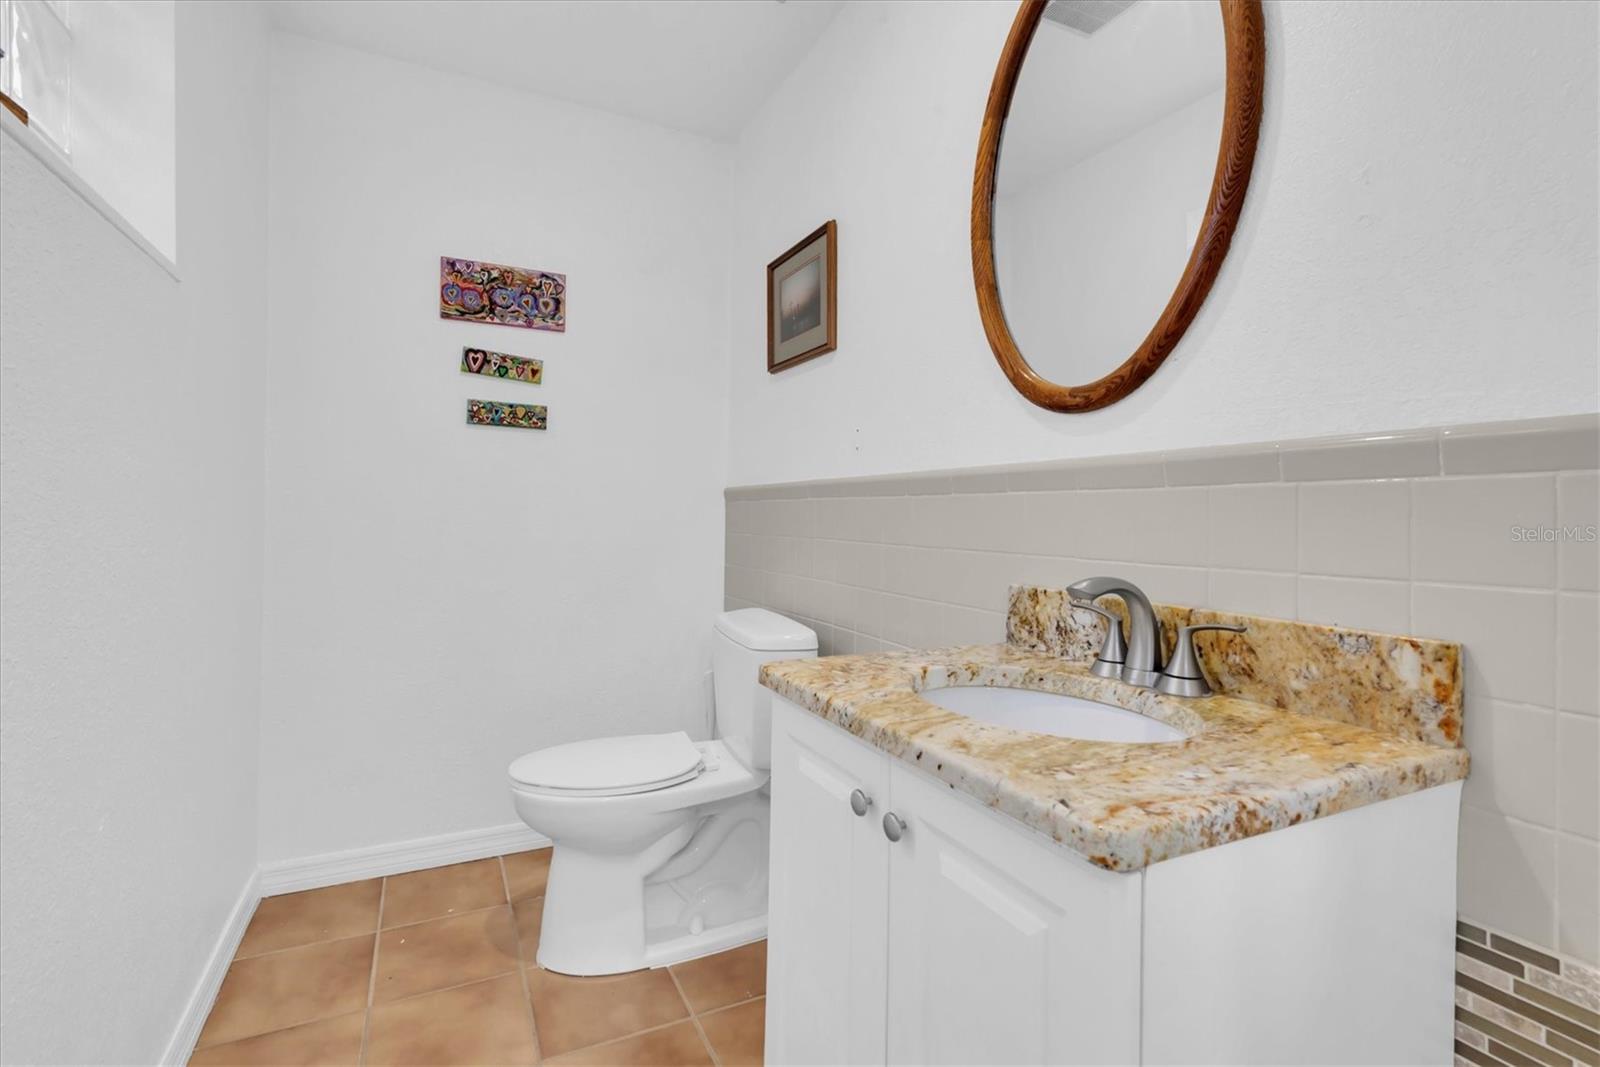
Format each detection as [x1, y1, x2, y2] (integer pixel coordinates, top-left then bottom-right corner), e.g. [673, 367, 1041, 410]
[508, 732, 704, 796]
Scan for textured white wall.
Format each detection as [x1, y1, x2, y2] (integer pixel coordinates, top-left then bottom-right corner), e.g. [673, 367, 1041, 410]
[726, 0, 1599, 486]
[0, 3, 268, 1062]
[258, 35, 732, 865]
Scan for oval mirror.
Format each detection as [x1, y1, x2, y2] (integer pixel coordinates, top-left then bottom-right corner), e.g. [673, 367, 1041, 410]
[973, 0, 1264, 412]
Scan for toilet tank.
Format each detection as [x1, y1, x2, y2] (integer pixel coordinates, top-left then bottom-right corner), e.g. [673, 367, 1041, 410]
[713, 609, 817, 771]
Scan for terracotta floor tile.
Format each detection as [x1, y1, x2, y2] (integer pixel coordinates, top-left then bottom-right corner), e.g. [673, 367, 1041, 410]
[544, 1021, 713, 1067]
[365, 973, 536, 1066]
[236, 880, 382, 959]
[526, 966, 688, 1057]
[698, 998, 765, 1067]
[512, 895, 544, 965]
[669, 941, 766, 1013]
[189, 1011, 365, 1066]
[372, 905, 520, 1003]
[503, 848, 552, 902]
[197, 935, 374, 1049]
[381, 858, 506, 928]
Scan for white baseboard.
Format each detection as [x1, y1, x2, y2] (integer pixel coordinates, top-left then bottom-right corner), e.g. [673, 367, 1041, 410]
[161, 868, 260, 1066]
[258, 822, 552, 897]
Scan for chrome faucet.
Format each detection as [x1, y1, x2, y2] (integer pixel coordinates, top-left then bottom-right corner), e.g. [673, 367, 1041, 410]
[1067, 576, 1165, 688]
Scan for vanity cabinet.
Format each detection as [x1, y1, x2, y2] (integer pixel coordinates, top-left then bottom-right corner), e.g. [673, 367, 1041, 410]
[767, 697, 1138, 1066]
[766, 694, 891, 1065]
[766, 695, 1461, 1066]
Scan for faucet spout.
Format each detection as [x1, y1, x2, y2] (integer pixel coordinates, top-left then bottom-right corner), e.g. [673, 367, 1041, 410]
[1067, 576, 1165, 688]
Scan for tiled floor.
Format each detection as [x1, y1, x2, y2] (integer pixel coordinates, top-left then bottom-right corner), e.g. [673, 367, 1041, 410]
[192, 850, 765, 1066]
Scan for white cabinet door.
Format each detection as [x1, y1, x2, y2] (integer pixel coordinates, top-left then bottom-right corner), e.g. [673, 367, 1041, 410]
[884, 761, 1142, 1066]
[766, 698, 891, 1066]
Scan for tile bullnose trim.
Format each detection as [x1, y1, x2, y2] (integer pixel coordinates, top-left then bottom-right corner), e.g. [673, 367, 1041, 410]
[1442, 414, 1600, 476]
[722, 414, 1597, 499]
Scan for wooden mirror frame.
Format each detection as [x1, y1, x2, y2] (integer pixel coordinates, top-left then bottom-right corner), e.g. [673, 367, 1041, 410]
[972, 0, 1266, 413]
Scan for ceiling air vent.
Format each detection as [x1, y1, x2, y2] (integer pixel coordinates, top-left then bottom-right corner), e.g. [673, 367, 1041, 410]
[1043, 0, 1138, 37]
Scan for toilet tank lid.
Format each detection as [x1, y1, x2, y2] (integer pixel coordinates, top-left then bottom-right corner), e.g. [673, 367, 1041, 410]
[715, 608, 817, 652]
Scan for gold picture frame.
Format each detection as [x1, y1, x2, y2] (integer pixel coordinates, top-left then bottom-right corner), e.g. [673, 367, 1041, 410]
[767, 220, 837, 373]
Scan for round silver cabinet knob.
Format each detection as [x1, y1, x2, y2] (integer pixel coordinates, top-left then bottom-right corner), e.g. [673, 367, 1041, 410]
[882, 812, 907, 842]
[849, 788, 872, 816]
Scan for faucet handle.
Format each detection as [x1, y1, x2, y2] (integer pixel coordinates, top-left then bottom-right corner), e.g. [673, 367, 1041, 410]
[1155, 623, 1246, 698]
[1070, 601, 1128, 681]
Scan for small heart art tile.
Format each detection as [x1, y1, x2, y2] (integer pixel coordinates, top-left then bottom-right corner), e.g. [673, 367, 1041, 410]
[461, 347, 542, 385]
[467, 399, 547, 431]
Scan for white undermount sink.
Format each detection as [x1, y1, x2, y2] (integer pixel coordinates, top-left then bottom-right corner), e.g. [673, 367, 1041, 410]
[919, 686, 1187, 744]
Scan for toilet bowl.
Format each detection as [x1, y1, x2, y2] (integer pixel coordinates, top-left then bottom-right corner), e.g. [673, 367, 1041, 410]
[509, 609, 816, 976]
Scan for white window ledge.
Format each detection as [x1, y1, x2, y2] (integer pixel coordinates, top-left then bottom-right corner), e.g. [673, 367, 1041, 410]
[1, 105, 179, 281]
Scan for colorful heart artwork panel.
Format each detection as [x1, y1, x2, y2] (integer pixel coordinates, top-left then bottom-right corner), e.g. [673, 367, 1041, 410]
[460, 347, 542, 385]
[467, 398, 547, 431]
[440, 257, 566, 332]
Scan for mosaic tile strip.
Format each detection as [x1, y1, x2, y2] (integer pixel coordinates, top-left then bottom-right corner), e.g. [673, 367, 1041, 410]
[1455, 920, 1599, 1066]
[461, 347, 542, 385]
[440, 256, 565, 332]
[466, 399, 546, 431]
[1005, 585, 1463, 748]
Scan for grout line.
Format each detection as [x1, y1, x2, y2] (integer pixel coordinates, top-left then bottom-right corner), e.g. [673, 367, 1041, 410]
[378, 900, 512, 935]
[230, 901, 513, 964]
[667, 968, 720, 1067]
[365, 965, 524, 1012]
[538, 966, 766, 1063]
[358, 875, 386, 1065]
[550, 1009, 719, 1063]
[694, 993, 765, 1020]
[501, 856, 544, 1063]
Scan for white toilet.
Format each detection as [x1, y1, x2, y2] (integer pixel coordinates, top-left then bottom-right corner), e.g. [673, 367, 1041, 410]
[509, 609, 816, 976]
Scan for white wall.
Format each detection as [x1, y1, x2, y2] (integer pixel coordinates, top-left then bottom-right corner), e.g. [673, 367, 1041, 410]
[726, 0, 1599, 486]
[259, 35, 732, 865]
[0, 2, 268, 1062]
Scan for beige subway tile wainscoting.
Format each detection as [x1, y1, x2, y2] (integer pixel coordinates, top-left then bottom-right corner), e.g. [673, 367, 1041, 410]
[726, 414, 1600, 977]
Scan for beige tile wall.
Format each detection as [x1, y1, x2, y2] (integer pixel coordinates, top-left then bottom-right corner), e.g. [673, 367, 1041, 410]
[724, 415, 1600, 966]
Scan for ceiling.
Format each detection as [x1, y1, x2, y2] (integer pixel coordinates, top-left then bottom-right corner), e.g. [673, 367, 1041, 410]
[267, 0, 844, 141]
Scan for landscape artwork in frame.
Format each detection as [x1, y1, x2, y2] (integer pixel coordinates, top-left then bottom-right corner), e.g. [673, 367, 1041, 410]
[440, 257, 566, 332]
[767, 220, 837, 372]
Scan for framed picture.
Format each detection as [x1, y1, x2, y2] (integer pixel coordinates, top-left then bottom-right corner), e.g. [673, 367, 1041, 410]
[767, 220, 837, 373]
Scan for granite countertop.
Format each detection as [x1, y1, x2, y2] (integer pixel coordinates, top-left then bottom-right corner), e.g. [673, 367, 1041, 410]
[759, 641, 1470, 872]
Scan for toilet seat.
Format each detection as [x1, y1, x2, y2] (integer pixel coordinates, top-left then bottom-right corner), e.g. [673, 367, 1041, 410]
[509, 732, 705, 798]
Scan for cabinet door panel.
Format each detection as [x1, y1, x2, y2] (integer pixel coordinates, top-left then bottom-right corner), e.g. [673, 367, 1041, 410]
[766, 698, 890, 1066]
[885, 762, 1141, 1066]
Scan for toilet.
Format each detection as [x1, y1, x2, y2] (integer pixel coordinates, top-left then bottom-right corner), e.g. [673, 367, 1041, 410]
[509, 609, 816, 976]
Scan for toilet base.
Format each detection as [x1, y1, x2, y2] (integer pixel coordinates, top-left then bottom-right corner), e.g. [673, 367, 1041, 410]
[536, 791, 771, 976]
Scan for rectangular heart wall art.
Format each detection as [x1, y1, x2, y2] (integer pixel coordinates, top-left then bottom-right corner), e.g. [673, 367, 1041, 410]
[461, 346, 543, 385]
[440, 257, 566, 332]
[467, 399, 547, 431]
